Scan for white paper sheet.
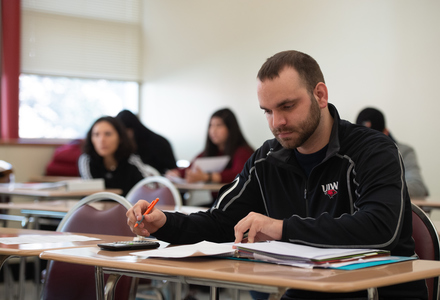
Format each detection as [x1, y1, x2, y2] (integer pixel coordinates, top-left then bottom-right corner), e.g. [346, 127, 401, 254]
[0, 234, 100, 245]
[130, 240, 234, 258]
[192, 156, 230, 173]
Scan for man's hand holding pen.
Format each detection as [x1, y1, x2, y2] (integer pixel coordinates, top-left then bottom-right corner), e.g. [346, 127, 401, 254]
[126, 199, 167, 237]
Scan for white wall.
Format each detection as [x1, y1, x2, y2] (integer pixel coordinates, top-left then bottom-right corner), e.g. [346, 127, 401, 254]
[138, 0, 440, 198]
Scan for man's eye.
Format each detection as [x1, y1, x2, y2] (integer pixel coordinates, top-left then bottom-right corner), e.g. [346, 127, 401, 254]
[263, 110, 272, 115]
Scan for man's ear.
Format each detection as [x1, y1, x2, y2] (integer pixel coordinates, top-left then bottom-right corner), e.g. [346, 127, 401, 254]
[314, 82, 328, 108]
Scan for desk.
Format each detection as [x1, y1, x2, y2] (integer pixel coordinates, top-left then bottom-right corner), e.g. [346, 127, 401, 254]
[0, 227, 136, 300]
[0, 201, 208, 232]
[28, 175, 81, 182]
[0, 186, 122, 199]
[40, 246, 440, 300]
[173, 182, 224, 192]
[412, 199, 440, 211]
[173, 182, 224, 206]
[0, 200, 120, 228]
[0, 188, 122, 228]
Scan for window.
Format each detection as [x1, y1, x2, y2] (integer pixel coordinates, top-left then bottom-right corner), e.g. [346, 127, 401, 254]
[19, 74, 139, 139]
[16, 0, 142, 139]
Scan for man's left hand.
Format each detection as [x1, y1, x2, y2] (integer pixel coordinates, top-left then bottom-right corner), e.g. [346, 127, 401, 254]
[234, 212, 283, 243]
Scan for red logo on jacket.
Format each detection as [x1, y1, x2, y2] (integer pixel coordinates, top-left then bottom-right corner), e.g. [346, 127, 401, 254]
[322, 182, 338, 199]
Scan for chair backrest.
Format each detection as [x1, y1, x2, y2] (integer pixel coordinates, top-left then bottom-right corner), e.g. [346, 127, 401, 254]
[412, 203, 440, 300]
[42, 192, 136, 300]
[126, 176, 182, 210]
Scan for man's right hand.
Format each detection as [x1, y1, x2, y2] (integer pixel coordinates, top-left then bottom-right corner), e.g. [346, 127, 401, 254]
[126, 200, 167, 237]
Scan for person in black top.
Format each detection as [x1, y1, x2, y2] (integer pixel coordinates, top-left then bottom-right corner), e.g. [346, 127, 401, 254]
[127, 50, 428, 300]
[116, 110, 177, 174]
[78, 116, 158, 196]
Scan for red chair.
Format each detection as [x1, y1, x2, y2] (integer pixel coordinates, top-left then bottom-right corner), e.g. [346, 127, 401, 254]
[41, 192, 136, 300]
[126, 176, 182, 210]
[412, 203, 440, 300]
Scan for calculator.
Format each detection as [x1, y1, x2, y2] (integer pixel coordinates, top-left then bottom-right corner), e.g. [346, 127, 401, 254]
[98, 240, 160, 251]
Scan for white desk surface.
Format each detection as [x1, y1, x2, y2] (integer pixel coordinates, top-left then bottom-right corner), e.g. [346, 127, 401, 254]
[0, 227, 135, 257]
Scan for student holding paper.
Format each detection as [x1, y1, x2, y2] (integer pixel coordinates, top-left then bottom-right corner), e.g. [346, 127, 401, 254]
[127, 51, 427, 300]
[166, 108, 254, 184]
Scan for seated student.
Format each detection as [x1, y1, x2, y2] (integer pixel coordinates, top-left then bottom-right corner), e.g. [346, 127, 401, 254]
[116, 110, 177, 174]
[166, 108, 254, 185]
[128, 50, 428, 300]
[78, 116, 159, 196]
[356, 107, 429, 199]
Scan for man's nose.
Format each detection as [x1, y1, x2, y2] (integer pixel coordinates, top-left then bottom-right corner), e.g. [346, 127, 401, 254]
[272, 111, 287, 128]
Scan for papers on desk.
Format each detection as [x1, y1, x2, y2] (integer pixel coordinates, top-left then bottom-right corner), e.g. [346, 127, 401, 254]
[165, 156, 230, 184]
[0, 178, 105, 192]
[192, 156, 230, 173]
[130, 240, 416, 270]
[131, 241, 233, 258]
[0, 234, 99, 245]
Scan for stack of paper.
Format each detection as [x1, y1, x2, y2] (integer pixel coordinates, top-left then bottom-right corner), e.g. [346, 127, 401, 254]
[234, 241, 389, 265]
[130, 240, 416, 270]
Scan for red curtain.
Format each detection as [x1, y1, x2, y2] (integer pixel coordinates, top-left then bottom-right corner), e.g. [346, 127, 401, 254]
[1, 0, 20, 139]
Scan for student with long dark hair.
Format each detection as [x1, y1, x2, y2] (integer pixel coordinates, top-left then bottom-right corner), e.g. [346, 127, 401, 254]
[78, 116, 159, 196]
[116, 110, 177, 174]
[167, 108, 254, 184]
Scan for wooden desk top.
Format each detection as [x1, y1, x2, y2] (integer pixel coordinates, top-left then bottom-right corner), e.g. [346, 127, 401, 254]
[173, 182, 224, 192]
[412, 199, 440, 208]
[40, 246, 440, 294]
[0, 200, 118, 213]
[29, 175, 82, 182]
[0, 227, 135, 257]
[0, 201, 207, 215]
[0, 186, 122, 198]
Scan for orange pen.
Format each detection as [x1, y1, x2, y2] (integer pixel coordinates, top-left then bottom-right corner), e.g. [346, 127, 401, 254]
[134, 198, 159, 228]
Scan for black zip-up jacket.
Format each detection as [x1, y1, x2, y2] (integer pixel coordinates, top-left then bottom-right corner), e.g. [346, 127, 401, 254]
[155, 104, 427, 299]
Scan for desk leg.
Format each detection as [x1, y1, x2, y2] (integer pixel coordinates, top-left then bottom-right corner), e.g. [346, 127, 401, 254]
[105, 274, 122, 300]
[367, 287, 378, 300]
[17, 257, 26, 300]
[209, 286, 219, 300]
[95, 266, 105, 300]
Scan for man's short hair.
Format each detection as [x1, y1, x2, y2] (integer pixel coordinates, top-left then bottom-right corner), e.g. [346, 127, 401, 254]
[257, 50, 325, 95]
[356, 107, 386, 132]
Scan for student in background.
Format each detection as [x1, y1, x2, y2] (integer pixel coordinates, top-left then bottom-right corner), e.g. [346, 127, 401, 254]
[116, 110, 177, 174]
[78, 116, 159, 196]
[356, 107, 429, 199]
[128, 50, 427, 300]
[166, 108, 254, 185]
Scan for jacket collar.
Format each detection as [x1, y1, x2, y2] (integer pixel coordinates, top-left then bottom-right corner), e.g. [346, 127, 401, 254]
[269, 103, 341, 162]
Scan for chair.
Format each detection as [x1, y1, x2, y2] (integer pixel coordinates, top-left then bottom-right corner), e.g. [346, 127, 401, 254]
[126, 176, 182, 299]
[411, 203, 440, 300]
[126, 176, 182, 211]
[41, 192, 137, 300]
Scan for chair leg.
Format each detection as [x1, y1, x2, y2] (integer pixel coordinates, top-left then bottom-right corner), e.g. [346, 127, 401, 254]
[17, 257, 26, 300]
[3, 260, 15, 300]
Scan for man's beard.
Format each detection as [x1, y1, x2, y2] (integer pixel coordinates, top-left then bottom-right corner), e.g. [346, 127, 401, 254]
[272, 98, 321, 149]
